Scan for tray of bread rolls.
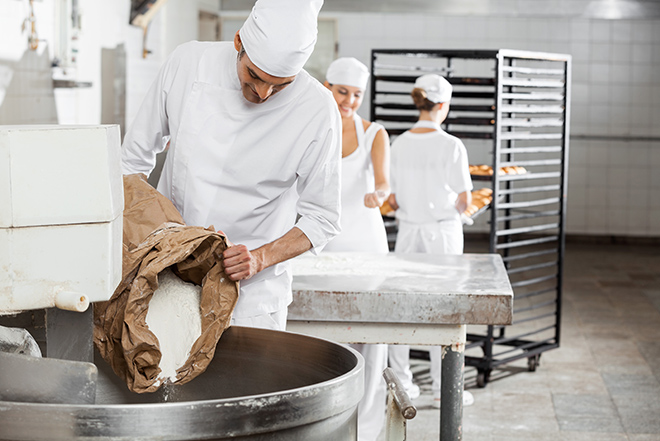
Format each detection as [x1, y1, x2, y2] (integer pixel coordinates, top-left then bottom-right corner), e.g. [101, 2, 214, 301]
[463, 187, 494, 219]
[469, 164, 527, 181]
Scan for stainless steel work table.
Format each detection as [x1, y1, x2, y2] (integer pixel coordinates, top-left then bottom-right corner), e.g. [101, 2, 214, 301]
[286, 252, 513, 441]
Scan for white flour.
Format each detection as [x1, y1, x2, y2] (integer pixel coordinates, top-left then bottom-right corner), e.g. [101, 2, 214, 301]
[145, 268, 202, 383]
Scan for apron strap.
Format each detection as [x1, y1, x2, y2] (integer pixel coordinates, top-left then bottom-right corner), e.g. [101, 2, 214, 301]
[354, 113, 368, 153]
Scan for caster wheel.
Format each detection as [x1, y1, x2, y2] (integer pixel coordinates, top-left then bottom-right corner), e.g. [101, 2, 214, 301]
[528, 354, 541, 372]
[476, 371, 489, 388]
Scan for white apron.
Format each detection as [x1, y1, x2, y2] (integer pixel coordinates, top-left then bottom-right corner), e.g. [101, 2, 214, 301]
[324, 114, 389, 253]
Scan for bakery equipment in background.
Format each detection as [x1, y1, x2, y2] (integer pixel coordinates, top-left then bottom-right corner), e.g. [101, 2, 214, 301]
[371, 49, 571, 387]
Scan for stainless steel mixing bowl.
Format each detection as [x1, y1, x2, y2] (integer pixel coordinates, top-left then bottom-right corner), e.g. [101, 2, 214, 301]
[0, 326, 364, 440]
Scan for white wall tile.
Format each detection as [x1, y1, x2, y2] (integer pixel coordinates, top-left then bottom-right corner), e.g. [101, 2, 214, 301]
[631, 64, 652, 85]
[609, 64, 632, 84]
[569, 41, 590, 63]
[589, 63, 610, 83]
[590, 43, 610, 63]
[608, 208, 628, 230]
[626, 209, 648, 232]
[627, 145, 651, 167]
[611, 21, 632, 43]
[632, 44, 653, 65]
[588, 103, 609, 125]
[649, 210, 660, 235]
[610, 43, 632, 64]
[589, 20, 610, 42]
[587, 142, 609, 166]
[570, 19, 591, 42]
[587, 174, 609, 199]
[587, 209, 608, 232]
[632, 20, 654, 43]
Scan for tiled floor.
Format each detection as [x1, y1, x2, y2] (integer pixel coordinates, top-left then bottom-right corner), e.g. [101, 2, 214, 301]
[378, 240, 660, 441]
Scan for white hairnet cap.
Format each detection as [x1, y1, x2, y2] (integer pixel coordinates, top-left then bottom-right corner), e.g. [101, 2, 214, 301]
[414, 74, 453, 103]
[326, 57, 370, 90]
[239, 0, 323, 77]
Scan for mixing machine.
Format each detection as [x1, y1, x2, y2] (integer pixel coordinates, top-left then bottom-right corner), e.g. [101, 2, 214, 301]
[0, 125, 363, 440]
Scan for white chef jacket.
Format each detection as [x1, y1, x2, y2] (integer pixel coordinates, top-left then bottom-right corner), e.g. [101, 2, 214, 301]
[390, 122, 472, 224]
[121, 41, 342, 318]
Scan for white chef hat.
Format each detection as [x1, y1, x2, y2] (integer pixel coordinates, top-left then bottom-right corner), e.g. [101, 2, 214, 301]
[239, 0, 323, 77]
[326, 57, 370, 90]
[414, 74, 453, 103]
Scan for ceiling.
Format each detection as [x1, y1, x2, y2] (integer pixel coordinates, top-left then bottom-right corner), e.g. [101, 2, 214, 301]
[219, 0, 660, 19]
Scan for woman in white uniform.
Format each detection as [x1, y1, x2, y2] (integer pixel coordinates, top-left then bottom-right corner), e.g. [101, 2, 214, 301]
[388, 74, 474, 408]
[323, 57, 391, 441]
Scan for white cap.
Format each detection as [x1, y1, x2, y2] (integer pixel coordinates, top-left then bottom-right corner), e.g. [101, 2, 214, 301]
[414, 74, 453, 103]
[326, 57, 370, 90]
[239, 0, 323, 77]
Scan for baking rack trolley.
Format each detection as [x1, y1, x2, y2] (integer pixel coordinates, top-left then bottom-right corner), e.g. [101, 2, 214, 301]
[370, 48, 571, 387]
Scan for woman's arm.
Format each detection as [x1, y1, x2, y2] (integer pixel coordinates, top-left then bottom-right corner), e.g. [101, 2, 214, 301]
[365, 127, 392, 208]
[455, 190, 472, 215]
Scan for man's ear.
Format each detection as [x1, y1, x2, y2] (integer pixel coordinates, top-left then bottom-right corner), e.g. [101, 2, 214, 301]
[234, 31, 242, 52]
[323, 80, 331, 90]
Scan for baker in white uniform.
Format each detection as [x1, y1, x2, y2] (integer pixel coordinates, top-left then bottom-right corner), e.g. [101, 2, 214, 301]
[323, 57, 391, 441]
[121, 0, 342, 331]
[387, 74, 474, 408]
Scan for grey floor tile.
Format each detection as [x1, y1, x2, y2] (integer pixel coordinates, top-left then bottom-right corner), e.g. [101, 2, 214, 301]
[553, 394, 619, 418]
[379, 242, 660, 441]
[558, 415, 625, 432]
[603, 373, 660, 397]
[628, 435, 660, 441]
[561, 433, 630, 441]
[618, 413, 660, 435]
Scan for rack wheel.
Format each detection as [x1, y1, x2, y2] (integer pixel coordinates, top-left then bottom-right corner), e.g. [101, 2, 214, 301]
[528, 354, 541, 372]
[476, 370, 490, 388]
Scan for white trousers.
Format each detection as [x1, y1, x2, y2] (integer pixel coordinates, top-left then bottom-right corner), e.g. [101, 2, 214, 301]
[389, 219, 464, 397]
[351, 343, 388, 441]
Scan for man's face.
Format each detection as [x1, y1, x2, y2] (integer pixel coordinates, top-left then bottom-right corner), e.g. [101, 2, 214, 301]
[235, 45, 296, 104]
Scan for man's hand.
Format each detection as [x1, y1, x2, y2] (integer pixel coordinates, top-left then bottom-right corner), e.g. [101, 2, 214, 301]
[222, 244, 263, 281]
[217, 227, 312, 282]
[217, 230, 263, 281]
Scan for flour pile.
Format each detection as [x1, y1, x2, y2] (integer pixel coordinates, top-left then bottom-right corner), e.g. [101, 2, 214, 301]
[145, 268, 202, 384]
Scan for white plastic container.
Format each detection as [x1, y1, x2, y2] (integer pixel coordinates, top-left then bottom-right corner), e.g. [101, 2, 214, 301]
[0, 125, 123, 314]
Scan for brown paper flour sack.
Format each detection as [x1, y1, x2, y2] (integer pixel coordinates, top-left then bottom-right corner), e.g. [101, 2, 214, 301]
[94, 174, 239, 393]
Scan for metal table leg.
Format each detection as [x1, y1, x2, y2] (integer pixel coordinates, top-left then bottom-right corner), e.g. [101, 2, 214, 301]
[440, 326, 466, 441]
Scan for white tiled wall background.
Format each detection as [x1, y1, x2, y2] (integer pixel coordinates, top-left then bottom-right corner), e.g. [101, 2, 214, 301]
[1, 2, 659, 237]
[330, 12, 660, 237]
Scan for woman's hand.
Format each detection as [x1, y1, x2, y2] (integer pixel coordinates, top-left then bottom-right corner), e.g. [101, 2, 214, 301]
[364, 190, 388, 208]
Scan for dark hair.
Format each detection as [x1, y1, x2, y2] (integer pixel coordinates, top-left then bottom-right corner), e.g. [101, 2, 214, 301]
[411, 87, 436, 111]
[238, 45, 246, 59]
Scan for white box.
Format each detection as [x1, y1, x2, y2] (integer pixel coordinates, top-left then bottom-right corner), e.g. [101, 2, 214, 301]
[0, 125, 123, 314]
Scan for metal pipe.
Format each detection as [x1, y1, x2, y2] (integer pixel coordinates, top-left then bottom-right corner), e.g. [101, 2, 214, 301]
[440, 343, 464, 441]
[383, 367, 417, 420]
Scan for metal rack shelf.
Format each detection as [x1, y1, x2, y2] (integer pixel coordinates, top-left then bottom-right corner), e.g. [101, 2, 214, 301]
[372, 48, 571, 387]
